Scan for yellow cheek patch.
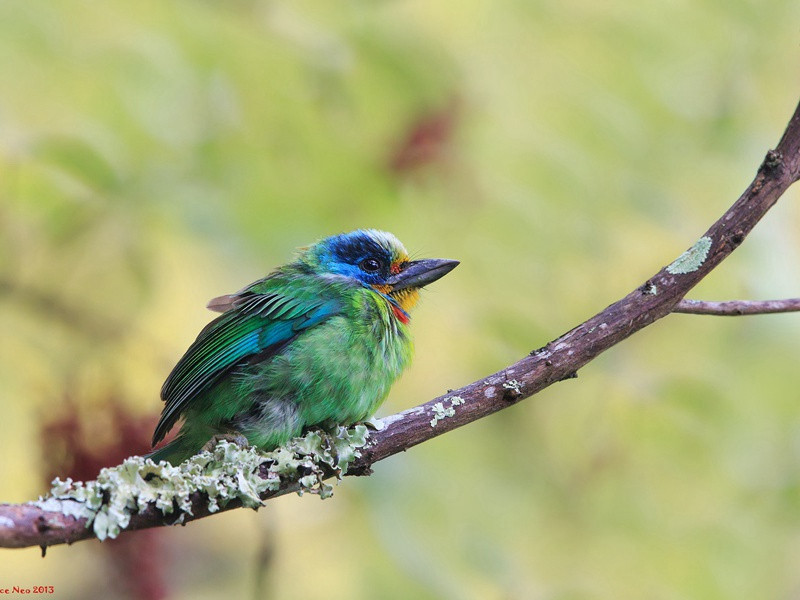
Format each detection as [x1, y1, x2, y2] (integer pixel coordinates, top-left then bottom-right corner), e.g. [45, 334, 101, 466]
[370, 285, 420, 313]
[392, 288, 420, 313]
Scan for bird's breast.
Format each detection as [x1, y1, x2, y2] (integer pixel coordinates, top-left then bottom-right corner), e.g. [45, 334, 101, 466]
[252, 291, 413, 427]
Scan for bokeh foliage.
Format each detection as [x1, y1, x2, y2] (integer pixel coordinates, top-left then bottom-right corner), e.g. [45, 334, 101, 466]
[3, 0, 800, 598]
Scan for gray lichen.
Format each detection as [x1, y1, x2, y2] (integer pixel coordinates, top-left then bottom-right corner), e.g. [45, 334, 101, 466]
[667, 236, 712, 274]
[33, 426, 369, 541]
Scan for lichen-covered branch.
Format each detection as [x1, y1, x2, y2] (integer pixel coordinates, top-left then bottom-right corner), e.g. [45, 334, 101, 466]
[0, 429, 368, 550]
[3, 97, 800, 552]
[674, 298, 800, 316]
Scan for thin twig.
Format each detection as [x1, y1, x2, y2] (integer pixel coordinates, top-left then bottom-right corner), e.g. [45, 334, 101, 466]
[674, 298, 800, 315]
[3, 96, 800, 551]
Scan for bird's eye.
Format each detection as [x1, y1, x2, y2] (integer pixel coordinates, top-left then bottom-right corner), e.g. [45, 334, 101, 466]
[360, 258, 383, 273]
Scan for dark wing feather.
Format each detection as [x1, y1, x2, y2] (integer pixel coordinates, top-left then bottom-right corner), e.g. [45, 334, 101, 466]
[152, 276, 342, 445]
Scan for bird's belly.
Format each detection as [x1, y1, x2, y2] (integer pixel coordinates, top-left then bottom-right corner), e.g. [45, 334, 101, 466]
[249, 315, 412, 428]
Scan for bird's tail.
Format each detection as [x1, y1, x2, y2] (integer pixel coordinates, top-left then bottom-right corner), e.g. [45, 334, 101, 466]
[146, 436, 196, 467]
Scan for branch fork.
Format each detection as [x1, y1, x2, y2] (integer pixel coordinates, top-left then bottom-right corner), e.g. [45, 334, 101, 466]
[3, 98, 800, 551]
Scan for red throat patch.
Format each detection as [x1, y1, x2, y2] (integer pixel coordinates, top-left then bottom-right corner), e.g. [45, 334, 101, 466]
[392, 304, 410, 324]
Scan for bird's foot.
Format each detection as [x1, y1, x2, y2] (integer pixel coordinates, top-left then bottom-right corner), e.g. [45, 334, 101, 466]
[202, 432, 250, 453]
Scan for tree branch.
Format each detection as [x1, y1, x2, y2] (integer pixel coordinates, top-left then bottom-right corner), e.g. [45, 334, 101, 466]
[674, 298, 800, 315]
[3, 97, 800, 552]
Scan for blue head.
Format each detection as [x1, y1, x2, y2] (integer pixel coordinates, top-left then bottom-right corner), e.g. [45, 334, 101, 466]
[306, 229, 408, 285]
[302, 229, 458, 312]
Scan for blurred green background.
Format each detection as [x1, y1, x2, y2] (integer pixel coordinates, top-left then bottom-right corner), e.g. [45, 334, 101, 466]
[3, 0, 800, 598]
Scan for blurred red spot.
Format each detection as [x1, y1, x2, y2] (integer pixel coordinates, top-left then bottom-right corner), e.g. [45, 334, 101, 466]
[40, 394, 170, 600]
[40, 395, 160, 482]
[389, 97, 459, 174]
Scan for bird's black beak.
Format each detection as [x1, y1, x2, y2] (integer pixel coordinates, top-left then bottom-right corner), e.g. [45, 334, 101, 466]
[386, 258, 459, 291]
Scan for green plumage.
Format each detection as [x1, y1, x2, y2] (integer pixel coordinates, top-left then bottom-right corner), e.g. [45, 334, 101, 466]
[149, 230, 457, 465]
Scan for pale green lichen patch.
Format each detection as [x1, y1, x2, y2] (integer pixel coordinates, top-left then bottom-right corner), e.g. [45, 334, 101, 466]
[364, 416, 386, 431]
[667, 236, 712, 274]
[429, 396, 465, 427]
[33, 425, 369, 541]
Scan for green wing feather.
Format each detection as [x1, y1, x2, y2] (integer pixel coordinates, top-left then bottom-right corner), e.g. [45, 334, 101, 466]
[152, 273, 343, 445]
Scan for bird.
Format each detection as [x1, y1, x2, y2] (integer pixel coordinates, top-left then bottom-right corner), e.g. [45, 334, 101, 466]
[149, 229, 458, 465]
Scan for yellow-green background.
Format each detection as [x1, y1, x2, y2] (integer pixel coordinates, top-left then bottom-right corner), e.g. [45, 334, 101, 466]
[3, 1, 800, 598]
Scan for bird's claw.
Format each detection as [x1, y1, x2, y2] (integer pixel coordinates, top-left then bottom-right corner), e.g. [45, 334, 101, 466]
[201, 432, 250, 453]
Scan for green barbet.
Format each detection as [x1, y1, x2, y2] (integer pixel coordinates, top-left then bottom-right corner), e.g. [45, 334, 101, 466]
[149, 229, 458, 465]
